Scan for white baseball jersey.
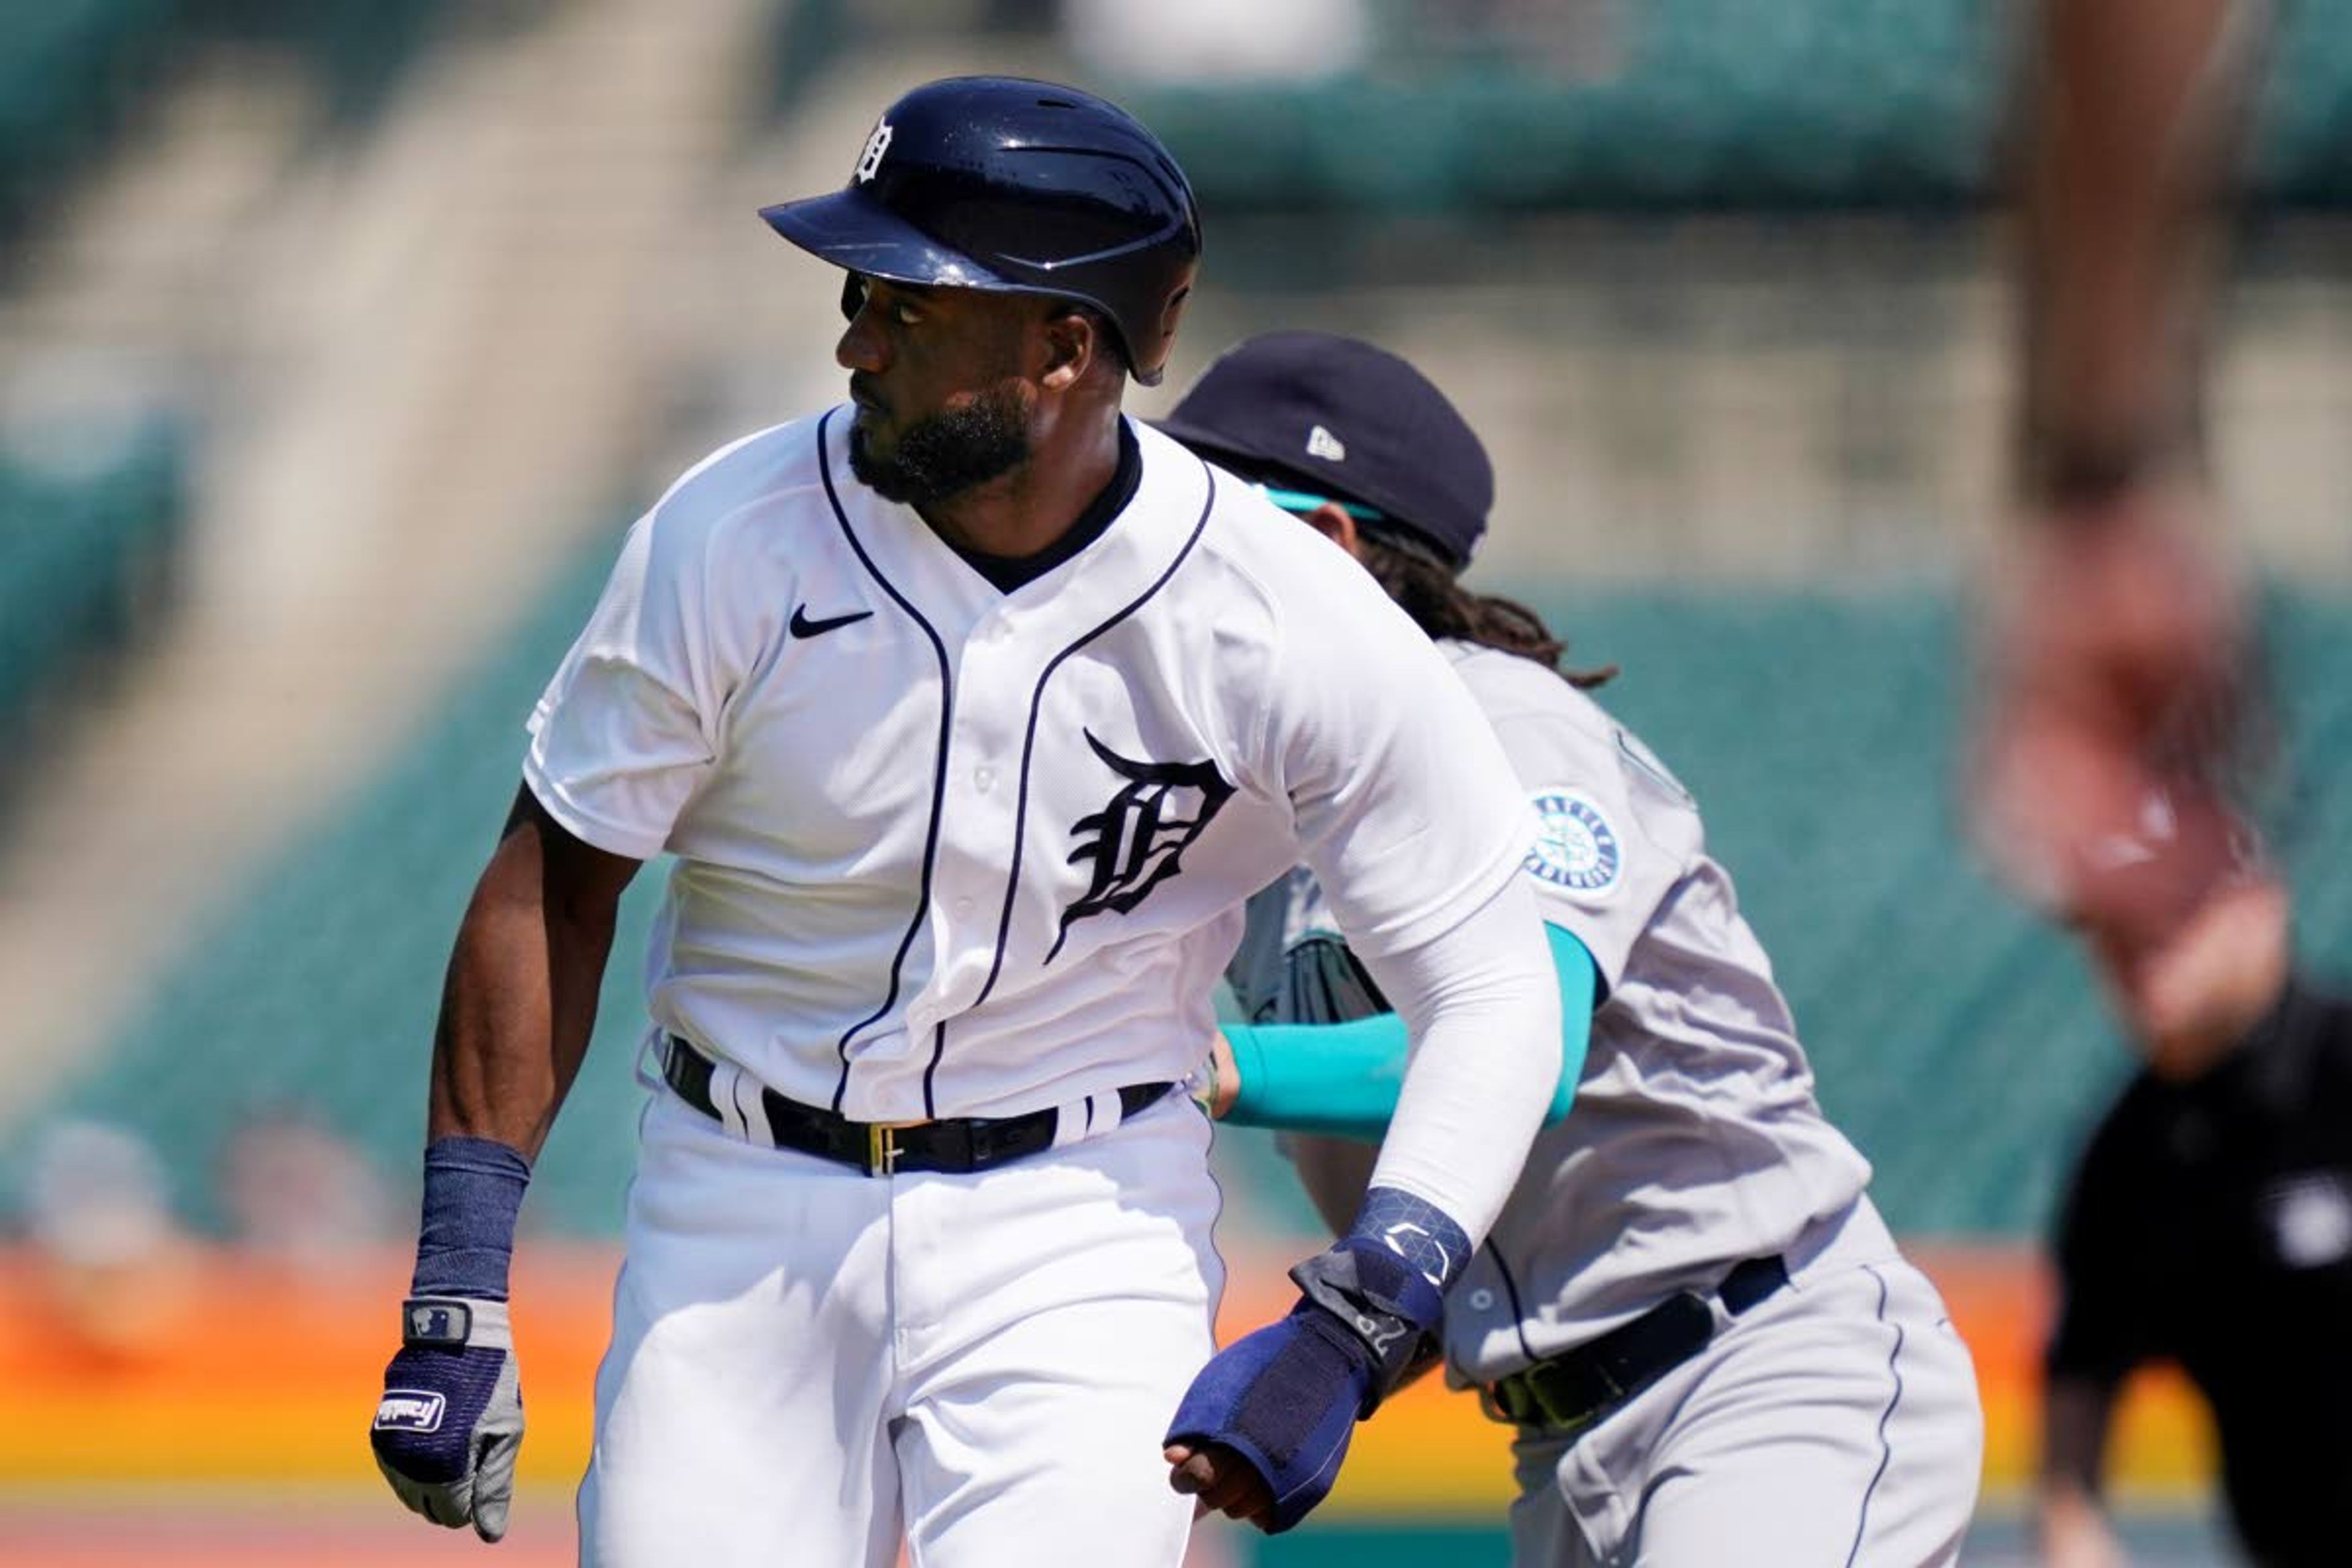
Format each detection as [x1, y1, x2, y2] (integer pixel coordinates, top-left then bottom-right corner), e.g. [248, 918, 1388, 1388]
[525, 410, 1540, 1141]
[1229, 639, 1875, 1381]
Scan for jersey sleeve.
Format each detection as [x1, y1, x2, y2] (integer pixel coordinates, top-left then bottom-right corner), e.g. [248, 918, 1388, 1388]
[1486, 701, 1695, 991]
[1269, 590, 1534, 957]
[523, 509, 726, 860]
[2045, 1105, 2155, 1387]
[1261, 581, 1560, 1244]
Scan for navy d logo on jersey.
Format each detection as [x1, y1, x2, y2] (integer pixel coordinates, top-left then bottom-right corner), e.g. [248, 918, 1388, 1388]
[1525, 789, 1622, 897]
[1050, 731, 1235, 959]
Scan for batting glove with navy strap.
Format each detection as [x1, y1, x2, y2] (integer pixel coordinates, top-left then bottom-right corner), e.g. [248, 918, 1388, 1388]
[370, 1136, 532, 1542]
[1166, 1189, 1457, 1533]
[372, 1297, 524, 1540]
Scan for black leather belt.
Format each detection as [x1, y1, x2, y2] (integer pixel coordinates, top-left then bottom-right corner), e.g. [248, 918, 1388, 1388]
[1479, 1253, 1792, 1433]
[660, 1035, 1174, 1177]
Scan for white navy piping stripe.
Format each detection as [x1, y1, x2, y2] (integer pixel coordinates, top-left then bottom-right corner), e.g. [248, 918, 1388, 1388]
[968, 454, 1220, 1016]
[815, 407, 959, 1115]
[1842, 1263, 1905, 1568]
[1485, 1243, 1540, 1366]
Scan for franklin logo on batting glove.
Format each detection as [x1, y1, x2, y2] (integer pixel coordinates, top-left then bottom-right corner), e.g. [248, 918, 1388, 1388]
[374, 1391, 447, 1433]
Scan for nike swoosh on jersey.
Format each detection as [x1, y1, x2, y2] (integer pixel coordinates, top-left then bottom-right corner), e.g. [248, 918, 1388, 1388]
[788, 605, 875, 638]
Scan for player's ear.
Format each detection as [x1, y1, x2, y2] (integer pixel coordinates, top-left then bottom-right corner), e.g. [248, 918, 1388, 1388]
[1037, 306, 1097, 391]
[1306, 502, 1363, 560]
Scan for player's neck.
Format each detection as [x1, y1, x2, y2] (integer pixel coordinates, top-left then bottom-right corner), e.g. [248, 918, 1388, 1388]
[918, 405, 1125, 560]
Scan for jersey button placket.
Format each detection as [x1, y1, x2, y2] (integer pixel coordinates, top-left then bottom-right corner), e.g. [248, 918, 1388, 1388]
[929, 622, 1024, 1005]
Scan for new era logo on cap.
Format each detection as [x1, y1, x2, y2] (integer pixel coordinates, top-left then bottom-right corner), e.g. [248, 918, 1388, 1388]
[1156, 331, 1494, 569]
[374, 1390, 447, 1433]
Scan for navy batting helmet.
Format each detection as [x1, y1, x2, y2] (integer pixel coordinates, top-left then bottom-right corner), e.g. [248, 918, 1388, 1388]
[760, 76, 1202, 386]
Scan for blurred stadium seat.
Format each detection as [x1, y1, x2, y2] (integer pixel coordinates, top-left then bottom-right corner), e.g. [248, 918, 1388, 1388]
[1088, 0, 2352, 211]
[0, 422, 183, 799]
[0, 532, 654, 1236]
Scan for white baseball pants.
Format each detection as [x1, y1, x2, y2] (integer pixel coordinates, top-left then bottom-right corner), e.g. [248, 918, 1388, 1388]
[576, 1088, 1224, 1567]
[1507, 1200, 1985, 1567]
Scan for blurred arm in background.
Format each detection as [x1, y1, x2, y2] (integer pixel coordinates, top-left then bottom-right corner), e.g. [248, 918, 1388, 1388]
[1973, 0, 2269, 968]
[2038, 1374, 2128, 1568]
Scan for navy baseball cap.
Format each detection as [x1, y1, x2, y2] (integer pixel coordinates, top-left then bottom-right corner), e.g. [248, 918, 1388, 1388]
[1157, 331, 1493, 570]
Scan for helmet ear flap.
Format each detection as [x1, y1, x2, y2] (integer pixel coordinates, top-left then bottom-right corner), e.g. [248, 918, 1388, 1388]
[1155, 282, 1194, 367]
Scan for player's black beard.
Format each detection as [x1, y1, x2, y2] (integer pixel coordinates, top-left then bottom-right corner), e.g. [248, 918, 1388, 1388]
[850, 388, 1031, 507]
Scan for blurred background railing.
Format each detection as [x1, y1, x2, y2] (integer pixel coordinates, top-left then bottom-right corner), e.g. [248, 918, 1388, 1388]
[1, 2, 2345, 1562]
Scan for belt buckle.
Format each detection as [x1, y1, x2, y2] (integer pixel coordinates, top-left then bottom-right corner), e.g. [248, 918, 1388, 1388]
[865, 1119, 922, 1177]
[1481, 1366, 1607, 1434]
[1530, 1379, 1605, 1437]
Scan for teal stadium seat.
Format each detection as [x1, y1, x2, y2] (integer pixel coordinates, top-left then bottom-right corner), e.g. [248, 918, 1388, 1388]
[1120, 0, 2348, 211]
[0, 425, 183, 774]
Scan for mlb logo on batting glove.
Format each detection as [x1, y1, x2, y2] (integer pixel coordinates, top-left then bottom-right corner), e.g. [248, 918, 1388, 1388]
[370, 1297, 524, 1542]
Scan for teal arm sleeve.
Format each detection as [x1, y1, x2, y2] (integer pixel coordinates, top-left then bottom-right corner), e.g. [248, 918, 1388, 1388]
[1223, 923, 1597, 1138]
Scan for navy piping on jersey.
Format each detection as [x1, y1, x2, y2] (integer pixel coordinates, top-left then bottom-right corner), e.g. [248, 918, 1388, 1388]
[1843, 1264, 1906, 1568]
[1483, 1243, 1540, 1366]
[963, 454, 1219, 1022]
[816, 407, 959, 1115]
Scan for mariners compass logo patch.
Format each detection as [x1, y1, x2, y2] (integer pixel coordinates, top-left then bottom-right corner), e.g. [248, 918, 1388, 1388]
[1050, 731, 1234, 959]
[1525, 788, 1623, 897]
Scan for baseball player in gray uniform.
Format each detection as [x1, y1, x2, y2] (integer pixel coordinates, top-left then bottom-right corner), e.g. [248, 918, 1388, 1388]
[1161, 331, 1986, 1564]
[364, 81, 1566, 1564]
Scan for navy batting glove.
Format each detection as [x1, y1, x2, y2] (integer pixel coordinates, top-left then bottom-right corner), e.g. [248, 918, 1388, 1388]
[371, 1297, 524, 1542]
[1165, 1235, 1447, 1533]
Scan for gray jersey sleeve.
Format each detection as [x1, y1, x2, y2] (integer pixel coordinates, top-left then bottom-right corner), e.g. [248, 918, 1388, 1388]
[1460, 652, 1702, 990]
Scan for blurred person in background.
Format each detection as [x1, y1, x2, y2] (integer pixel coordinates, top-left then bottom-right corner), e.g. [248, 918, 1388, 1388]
[217, 1104, 393, 1272]
[20, 1117, 199, 1351]
[2040, 851, 2352, 1568]
[1972, 0, 2271, 1015]
[1162, 331, 1985, 1565]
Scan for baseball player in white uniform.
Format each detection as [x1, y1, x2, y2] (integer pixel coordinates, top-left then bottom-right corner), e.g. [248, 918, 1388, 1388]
[365, 80, 1564, 1564]
[1160, 331, 1987, 1564]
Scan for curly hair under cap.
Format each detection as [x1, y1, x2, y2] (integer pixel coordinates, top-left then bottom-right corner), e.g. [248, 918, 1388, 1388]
[1355, 528, 1616, 691]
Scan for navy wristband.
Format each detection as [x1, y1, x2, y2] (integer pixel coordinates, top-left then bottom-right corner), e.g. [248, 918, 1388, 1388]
[1348, 1186, 1472, 1294]
[409, 1136, 532, 1301]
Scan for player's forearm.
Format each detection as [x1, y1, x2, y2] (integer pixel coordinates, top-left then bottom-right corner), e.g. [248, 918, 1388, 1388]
[1223, 923, 1594, 1138]
[428, 797, 630, 1158]
[1354, 876, 1561, 1247]
[2038, 1373, 2120, 1500]
[2016, 0, 2255, 497]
